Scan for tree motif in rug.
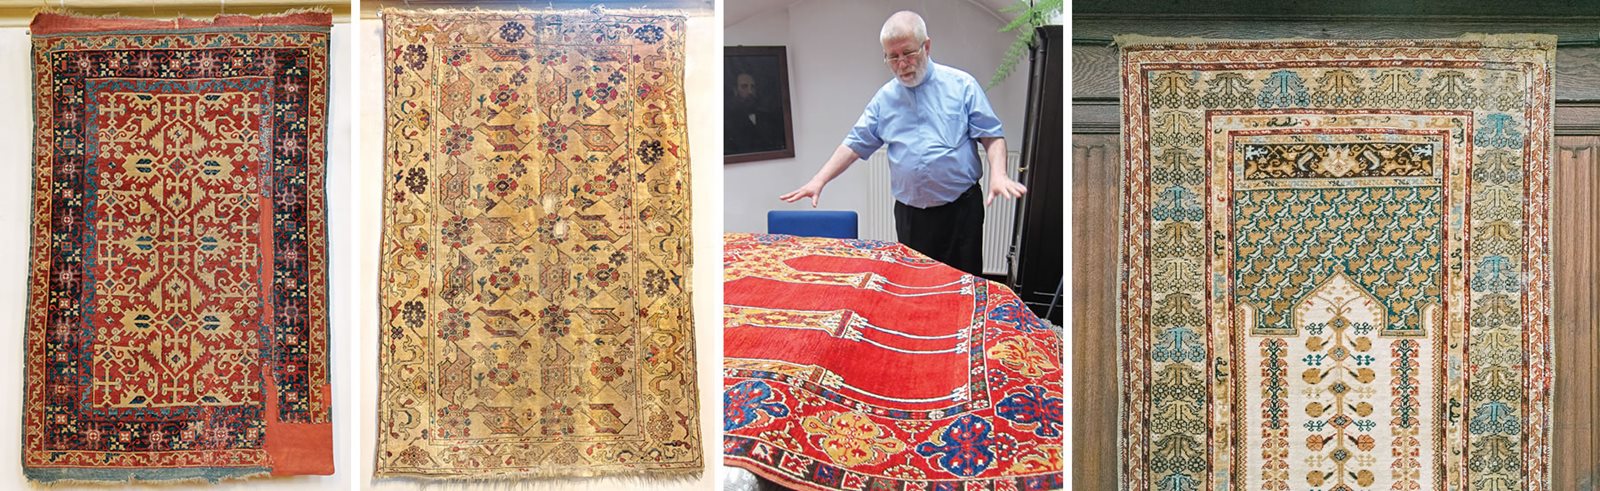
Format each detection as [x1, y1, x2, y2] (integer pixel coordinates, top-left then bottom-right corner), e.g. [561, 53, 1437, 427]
[723, 234, 1063, 491]
[23, 12, 332, 482]
[376, 9, 699, 478]
[1118, 36, 1553, 491]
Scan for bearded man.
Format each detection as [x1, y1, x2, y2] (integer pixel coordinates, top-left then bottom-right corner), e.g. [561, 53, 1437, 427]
[779, 10, 1025, 275]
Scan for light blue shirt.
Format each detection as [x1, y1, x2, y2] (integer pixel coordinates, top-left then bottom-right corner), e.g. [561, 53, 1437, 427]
[843, 60, 1004, 209]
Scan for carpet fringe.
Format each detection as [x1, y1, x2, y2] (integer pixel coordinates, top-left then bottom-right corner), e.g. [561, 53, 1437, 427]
[374, 468, 705, 489]
[377, 5, 690, 20]
[1114, 32, 1556, 49]
[31, 6, 331, 22]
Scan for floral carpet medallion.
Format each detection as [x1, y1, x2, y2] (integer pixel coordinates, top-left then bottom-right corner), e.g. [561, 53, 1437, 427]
[1117, 36, 1554, 491]
[375, 9, 700, 478]
[21, 11, 333, 483]
[723, 234, 1063, 491]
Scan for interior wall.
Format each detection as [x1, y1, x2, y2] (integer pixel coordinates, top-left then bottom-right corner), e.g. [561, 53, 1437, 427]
[0, 23, 353, 490]
[722, 0, 1033, 237]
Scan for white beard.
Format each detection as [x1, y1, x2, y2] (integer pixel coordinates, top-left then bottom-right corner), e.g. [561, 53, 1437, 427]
[896, 58, 929, 87]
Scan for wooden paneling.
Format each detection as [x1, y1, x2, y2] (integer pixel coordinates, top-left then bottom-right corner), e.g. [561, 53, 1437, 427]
[1070, 16, 1600, 42]
[1069, 43, 1119, 102]
[1069, 134, 1119, 491]
[1073, 1, 1600, 17]
[1555, 137, 1600, 491]
[1070, 15, 1600, 103]
[1073, 43, 1600, 103]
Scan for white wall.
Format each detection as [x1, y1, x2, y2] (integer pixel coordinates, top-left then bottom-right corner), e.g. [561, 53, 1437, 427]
[0, 23, 352, 491]
[723, 0, 1032, 236]
[356, 12, 723, 491]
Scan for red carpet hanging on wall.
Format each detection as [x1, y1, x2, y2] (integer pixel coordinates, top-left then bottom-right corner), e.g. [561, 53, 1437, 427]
[723, 233, 1063, 490]
[21, 11, 333, 482]
[1116, 35, 1555, 490]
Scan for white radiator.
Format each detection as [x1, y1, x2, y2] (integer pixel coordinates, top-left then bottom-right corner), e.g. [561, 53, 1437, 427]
[862, 151, 1022, 276]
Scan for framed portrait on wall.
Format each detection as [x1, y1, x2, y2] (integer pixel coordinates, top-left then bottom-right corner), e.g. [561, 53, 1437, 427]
[724, 46, 796, 163]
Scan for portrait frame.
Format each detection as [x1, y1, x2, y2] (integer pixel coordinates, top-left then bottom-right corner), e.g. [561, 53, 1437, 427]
[724, 46, 796, 163]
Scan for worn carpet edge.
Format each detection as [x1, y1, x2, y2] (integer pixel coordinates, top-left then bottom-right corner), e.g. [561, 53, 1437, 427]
[23, 466, 270, 485]
[373, 466, 705, 482]
[377, 6, 691, 20]
[30, 7, 332, 35]
[1113, 32, 1557, 49]
[723, 458, 843, 491]
[727, 453, 1061, 491]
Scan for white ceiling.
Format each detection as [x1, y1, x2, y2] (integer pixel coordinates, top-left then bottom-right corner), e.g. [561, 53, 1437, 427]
[725, 0, 1017, 27]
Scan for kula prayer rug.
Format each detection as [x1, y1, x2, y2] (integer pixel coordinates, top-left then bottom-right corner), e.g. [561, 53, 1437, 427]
[375, 9, 700, 478]
[22, 11, 333, 483]
[1117, 35, 1555, 490]
[723, 233, 1064, 491]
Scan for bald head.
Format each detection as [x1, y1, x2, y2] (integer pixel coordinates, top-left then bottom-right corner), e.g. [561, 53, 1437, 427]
[879, 11, 927, 44]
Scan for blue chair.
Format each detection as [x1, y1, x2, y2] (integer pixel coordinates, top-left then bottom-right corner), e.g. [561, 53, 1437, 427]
[767, 210, 859, 239]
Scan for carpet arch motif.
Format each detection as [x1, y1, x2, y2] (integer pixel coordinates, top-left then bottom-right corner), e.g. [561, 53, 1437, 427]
[1118, 35, 1554, 491]
[723, 233, 1063, 490]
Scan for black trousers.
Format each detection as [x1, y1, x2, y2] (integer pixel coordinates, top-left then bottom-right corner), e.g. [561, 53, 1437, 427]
[894, 184, 985, 276]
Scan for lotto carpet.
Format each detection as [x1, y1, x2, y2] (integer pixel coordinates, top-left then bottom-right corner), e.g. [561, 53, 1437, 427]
[1117, 35, 1555, 490]
[374, 9, 701, 478]
[22, 11, 333, 483]
[723, 233, 1063, 491]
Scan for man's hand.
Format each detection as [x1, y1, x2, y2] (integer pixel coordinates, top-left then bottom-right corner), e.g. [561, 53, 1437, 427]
[779, 181, 825, 207]
[977, 137, 1022, 205]
[985, 174, 1027, 205]
[779, 146, 863, 208]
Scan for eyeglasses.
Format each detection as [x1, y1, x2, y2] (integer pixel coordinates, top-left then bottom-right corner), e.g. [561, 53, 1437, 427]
[883, 47, 924, 64]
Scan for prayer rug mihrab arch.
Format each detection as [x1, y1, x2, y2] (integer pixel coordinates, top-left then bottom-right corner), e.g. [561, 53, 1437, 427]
[1117, 35, 1555, 491]
[723, 233, 1064, 491]
[22, 11, 333, 483]
[375, 9, 701, 478]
